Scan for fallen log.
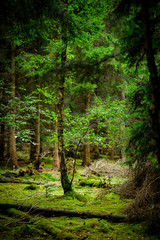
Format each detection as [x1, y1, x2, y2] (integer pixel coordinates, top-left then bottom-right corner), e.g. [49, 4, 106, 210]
[0, 175, 42, 185]
[0, 203, 126, 223]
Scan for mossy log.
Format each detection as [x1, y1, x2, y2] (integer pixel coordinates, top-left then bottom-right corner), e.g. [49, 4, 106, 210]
[0, 203, 126, 223]
[0, 175, 41, 185]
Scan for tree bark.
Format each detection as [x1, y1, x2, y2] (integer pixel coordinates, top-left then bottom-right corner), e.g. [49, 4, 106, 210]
[108, 148, 115, 161]
[0, 123, 5, 162]
[0, 203, 126, 223]
[58, 0, 72, 194]
[52, 108, 60, 171]
[9, 48, 18, 169]
[82, 92, 91, 166]
[33, 91, 41, 170]
[141, 0, 160, 164]
[29, 126, 36, 161]
[53, 140, 60, 170]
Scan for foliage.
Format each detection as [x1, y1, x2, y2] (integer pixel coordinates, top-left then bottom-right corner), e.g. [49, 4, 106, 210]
[125, 78, 156, 169]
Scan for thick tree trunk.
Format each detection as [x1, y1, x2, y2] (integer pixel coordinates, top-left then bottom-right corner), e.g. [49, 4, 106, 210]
[141, 0, 160, 164]
[82, 92, 91, 166]
[9, 48, 18, 169]
[58, 1, 72, 194]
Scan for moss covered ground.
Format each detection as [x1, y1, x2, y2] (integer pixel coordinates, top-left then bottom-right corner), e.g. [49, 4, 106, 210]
[0, 158, 159, 240]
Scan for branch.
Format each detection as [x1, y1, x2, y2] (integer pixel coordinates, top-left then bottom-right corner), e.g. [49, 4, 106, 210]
[48, 52, 121, 74]
[70, 127, 89, 185]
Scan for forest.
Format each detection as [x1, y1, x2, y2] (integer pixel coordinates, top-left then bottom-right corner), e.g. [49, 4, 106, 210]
[0, 0, 160, 239]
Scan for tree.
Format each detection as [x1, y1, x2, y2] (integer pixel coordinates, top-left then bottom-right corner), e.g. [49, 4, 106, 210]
[140, 0, 160, 164]
[9, 47, 18, 169]
[57, 0, 72, 193]
[113, 0, 160, 164]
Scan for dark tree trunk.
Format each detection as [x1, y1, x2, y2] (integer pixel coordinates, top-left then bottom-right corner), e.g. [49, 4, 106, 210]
[58, 0, 72, 194]
[0, 123, 5, 162]
[29, 92, 41, 169]
[9, 48, 18, 169]
[29, 126, 36, 161]
[141, 0, 160, 164]
[33, 92, 41, 170]
[82, 92, 91, 166]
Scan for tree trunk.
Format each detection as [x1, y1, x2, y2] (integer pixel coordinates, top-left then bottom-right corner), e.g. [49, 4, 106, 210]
[82, 92, 91, 166]
[0, 80, 5, 163]
[58, 1, 72, 194]
[141, 0, 160, 164]
[30, 127, 36, 161]
[58, 72, 72, 193]
[119, 87, 125, 161]
[33, 92, 41, 170]
[9, 48, 18, 169]
[0, 123, 5, 163]
[52, 108, 60, 170]
[108, 148, 115, 161]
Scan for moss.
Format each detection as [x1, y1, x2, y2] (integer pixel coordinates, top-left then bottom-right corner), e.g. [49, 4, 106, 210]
[74, 191, 88, 202]
[35, 218, 78, 239]
[40, 172, 58, 182]
[24, 183, 39, 190]
[0, 164, 160, 240]
[64, 190, 75, 199]
[0, 209, 159, 239]
[7, 208, 32, 221]
[79, 178, 111, 188]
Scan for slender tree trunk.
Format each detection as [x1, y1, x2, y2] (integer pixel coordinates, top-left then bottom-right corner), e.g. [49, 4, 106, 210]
[119, 87, 126, 161]
[83, 144, 91, 166]
[141, 0, 160, 164]
[58, 1, 72, 194]
[0, 123, 5, 162]
[52, 106, 60, 170]
[108, 148, 115, 161]
[58, 68, 71, 193]
[0, 80, 5, 163]
[9, 48, 18, 169]
[82, 92, 91, 166]
[30, 127, 36, 161]
[33, 92, 41, 170]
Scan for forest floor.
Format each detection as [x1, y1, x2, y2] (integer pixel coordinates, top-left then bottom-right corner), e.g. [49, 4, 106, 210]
[0, 157, 159, 240]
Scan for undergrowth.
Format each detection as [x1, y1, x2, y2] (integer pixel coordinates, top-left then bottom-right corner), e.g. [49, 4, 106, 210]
[119, 162, 160, 235]
[0, 158, 159, 239]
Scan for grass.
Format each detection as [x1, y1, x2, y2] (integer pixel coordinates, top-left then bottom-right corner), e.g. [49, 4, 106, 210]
[0, 158, 159, 240]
